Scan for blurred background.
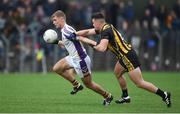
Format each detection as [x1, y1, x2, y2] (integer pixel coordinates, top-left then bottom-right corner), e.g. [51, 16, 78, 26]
[0, 0, 179, 73]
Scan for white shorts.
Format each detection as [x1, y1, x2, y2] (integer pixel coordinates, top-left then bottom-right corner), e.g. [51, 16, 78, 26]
[65, 55, 91, 78]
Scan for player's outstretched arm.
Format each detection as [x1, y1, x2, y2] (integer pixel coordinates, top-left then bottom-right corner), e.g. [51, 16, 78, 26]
[78, 36, 97, 47]
[76, 28, 97, 36]
[66, 29, 97, 41]
[78, 36, 109, 52]
[93, 39, 109, 52]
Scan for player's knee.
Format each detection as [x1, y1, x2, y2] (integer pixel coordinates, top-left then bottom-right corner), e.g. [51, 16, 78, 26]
[53, 65, 62, 73]
[52, 65, 57, 72]
[113, 69, 119, 76]
[135, 81, 144, 88]
[114, 70, 123, 79]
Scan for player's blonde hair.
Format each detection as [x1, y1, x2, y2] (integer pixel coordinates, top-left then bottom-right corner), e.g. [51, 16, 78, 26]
[51, 10, 66, 20]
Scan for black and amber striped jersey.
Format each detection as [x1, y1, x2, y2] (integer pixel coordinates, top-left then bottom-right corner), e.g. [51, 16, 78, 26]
[98, 23, 132, 59]
[96, 23, 140, 71]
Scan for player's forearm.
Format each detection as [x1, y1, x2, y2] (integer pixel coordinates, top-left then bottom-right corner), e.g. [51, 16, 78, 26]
[94, 45, 107, 52]
[78, 36, 97, 46]
[76, 30, 88, 36]
[76, 29, 96, 36]
[93, 39, 108, 52]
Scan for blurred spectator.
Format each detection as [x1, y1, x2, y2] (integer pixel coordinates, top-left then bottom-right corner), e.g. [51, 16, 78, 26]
[173, 0, 180, 18]
[157, 5, 168, 29]
[124, 0, 135, 23]
[109, 0, 119, 27]
[146, 0, 157, 18]
[68, 1, 84, 29]
[35, 5, 45, 22]
[171, 11, 180, 30]
[152, 17, 160, 30]
[0, 11, 6, 30]
[165, 10, 180, 30]
[0, 0, 180, 72]
[142, 9, 152, 30]
[57, 0, 68, 13]
[99, 0, 110, 23]
[0, 0, 15, 14]
[43, 0, 58, 16]
[83, 6, 92, 28]
[90, 0, 102, 13]
[118, 0, 125, 17]
[130, 20, 141, 55]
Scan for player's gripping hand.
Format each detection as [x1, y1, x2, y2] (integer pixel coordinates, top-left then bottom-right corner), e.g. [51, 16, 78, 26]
[66, 32, 77, 41]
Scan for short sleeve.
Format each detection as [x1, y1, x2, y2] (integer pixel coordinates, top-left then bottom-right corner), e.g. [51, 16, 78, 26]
[101, 27, 112, 40]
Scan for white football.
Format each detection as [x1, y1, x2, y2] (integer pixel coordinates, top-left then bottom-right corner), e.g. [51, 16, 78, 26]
[43, 29, 58, 43]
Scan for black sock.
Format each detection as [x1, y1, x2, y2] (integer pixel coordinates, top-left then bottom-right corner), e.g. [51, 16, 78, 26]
[156, 88, 165, 98]
[122, 89, 128, 97]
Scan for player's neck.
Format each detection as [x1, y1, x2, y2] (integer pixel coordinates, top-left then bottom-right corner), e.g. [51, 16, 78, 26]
[61, 22, 66, 29]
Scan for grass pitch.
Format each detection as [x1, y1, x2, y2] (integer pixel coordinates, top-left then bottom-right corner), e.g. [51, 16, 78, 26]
[0, 72, 180, 113]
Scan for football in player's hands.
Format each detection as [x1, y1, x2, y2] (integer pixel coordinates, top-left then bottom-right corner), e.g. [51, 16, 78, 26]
[43, 29, 58, 43]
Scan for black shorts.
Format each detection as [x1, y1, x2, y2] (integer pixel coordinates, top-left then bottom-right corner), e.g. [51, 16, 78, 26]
[119, 49, 141, 72]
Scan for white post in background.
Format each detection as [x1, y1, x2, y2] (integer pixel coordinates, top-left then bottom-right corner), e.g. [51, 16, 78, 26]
[18, 28, 25, 73]
[1, 35, 10, 73]
[28, 21, 41, 73]
[155, 31, 163, 70]
[42, 49, 47, 74]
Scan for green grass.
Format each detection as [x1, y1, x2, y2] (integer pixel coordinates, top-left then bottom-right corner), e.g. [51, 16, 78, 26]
[0, 72, 180, 113]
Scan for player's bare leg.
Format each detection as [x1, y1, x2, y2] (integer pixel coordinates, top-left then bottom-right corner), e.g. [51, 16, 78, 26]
[128, 67, 171, 107]
[81, 74, 113, 105]
[114, 61, 131, 104]
[53, 57, 75, 82]
[53, 57, 83, 94]
[81, 74, 108, 96]
[128, 67, 159, 92]
[114, 62, 127, 90]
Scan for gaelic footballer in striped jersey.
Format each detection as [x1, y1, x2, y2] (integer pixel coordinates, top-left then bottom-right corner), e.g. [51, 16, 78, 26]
[67, 12, 171, 107]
